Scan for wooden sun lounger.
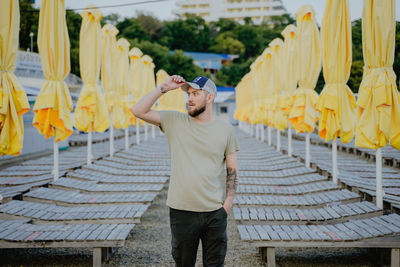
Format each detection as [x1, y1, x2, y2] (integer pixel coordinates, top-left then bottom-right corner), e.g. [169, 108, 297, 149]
[234, 189, 360, 208]
[83, 165, 170, 177]
[237, 181, 340, 195]
[240, 173, 328, 186]
[24, 187, 157, 206]
[233, 201, 382, 224]
[237, 162, 304, 171]
[104, 156, 171, 167]
[0, 219, 135, 267]
[50, 178, 164, 193]
[237, 214, 400, 267]
[240, 167, 315, 178]
[93, 160, 171, 171]
[67, 169, 169, 184]
[0, 200, 148, 224]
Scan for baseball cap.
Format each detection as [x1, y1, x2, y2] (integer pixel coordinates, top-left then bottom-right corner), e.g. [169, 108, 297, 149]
[181, 76, 217, 98]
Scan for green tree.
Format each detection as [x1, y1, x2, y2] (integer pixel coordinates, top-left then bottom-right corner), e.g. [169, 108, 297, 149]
[130, 40, 169, 73]
[101, 13, 120, 26]
[117, 18, 149, 41]
[348, 60, 364, 93]
[65, 10, 82, 76]
[163, 15, 211, 51]
[166, 50, 207, 81]
[19, 0, 39, 52]
[136, 12, 165, 43]
[209, 33, 245, 56]
[216, 58, 254, 86]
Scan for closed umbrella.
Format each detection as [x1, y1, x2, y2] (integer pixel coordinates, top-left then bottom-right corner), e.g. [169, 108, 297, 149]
[269, 38, 285, 151]
[0, 0, 30, 157]
[141, 55, 155, 141]
[115, 38, 132, 149]
[281, 25, 298, 156]
[33, 0, 72, 180]
[74, 5, 109, 165]
[318, 0, 356, 184]
[356, 0, 400, 208]
[289, 5, 322, 168]
[101, 24, 118, 157]
[128, 47, 143, 143]
[260, 48, 274, 144]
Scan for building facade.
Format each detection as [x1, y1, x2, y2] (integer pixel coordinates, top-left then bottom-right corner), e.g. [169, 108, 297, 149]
[173, 0, 286, 24]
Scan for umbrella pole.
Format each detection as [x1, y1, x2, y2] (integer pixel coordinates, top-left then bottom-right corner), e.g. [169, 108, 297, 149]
[125, 127, 129, 150]
[261, 124, 265, 142]
[288, 122, 292, 157]
[53, 139, 59, 181]
[268, 126, 271, 146]
[144, 123, 148, 141]
[87, 124, 92, 166]
[376, 148, 383, 209]
[110, 113, 114, 157]
[305, 133, 310, 168]
[152, 125, 155, 139]
[255, 124, 259, 140]
[277, 129, 280, 151]
[136, 118, 140, 144]
[332, 139, 338, 184]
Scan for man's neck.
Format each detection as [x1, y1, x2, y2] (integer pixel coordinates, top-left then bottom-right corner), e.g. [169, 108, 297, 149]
[192, 108, 214, 124]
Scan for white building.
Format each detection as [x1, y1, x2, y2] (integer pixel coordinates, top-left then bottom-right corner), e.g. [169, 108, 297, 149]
[173, 0, 286, 24]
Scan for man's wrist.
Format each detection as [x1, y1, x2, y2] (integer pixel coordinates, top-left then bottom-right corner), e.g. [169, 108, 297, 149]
[159, 85, 167, 94]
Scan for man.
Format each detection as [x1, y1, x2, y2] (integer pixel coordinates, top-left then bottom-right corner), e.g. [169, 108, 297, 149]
[132, 75, 239, 267]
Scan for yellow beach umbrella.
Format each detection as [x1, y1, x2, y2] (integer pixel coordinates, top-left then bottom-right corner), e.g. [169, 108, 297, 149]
[356, 0, 400, 208]
[318, 0, 355, 143]
[141, 55, 155, 141]
[128, 47, 143, 126]
[115, 38, 131, 129]
[269, 38, 287, 131]
[281, 24, 298, 156]
[74, 5, 109, 165]
[289, 5, 322, 168]
[33, 0, 73, 142]
[260, 48, 274, 128]
[157, 69, 186, 113]
[101, 23, 119, 156]
[289, 5, 321, 134]
[356, 0, 400, 150]
[0, 0, 30, 156]
[33, 0, 72, 180]
[74, 6, 109, 134]
[280, 25, 298, 116]
[318, 0, 356, 184]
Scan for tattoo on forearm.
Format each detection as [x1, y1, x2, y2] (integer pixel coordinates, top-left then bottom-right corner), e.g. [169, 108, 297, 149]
[226, 167, 238, 197]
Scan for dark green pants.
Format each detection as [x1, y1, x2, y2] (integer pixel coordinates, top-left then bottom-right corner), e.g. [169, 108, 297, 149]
[169, 207, 228, 267]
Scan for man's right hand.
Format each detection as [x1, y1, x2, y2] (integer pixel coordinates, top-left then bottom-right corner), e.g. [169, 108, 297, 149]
[161, 75, 186, 92]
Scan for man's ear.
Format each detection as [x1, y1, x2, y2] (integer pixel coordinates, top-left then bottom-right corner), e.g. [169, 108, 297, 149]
[207, 93, 214, 104]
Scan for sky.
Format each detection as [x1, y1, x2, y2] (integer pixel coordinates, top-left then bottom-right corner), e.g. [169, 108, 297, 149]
[33, 0, 400, 24]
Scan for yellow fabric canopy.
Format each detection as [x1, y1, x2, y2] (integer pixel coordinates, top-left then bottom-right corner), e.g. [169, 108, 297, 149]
[101, 24, 119, 113]
[33, 0, 73, 142]
[355, 0, 400, 149]
[289, 5, 321, 133]
[318, 0, 356, 143]
[280, 25, 298, 117]
[74, 5, 109, 133]
[141, 55, 155, 98]
[259, 48, 274, 126]
[114, 38, 132, 128]
[128, 47, 143, 126]
[269, 38, 287, 130]
[157, 70, 186, 113]
[0, 0, 30, 155]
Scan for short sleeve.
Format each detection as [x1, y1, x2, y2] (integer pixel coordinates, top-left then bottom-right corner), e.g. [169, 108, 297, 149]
[159, 110, 179, 134]
[225, 128, 239, 156]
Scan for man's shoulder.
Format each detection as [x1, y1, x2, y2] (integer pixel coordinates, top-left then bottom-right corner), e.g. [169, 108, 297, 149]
[159, 110, 188, 120]
[214, 118, 235, 132]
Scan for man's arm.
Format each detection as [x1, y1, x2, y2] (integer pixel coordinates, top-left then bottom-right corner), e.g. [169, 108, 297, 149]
[132, 75, 186, 127]
[223, 152, 238, 214]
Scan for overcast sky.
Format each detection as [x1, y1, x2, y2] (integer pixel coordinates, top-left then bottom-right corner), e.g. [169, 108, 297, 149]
[33, 0, 400, 24]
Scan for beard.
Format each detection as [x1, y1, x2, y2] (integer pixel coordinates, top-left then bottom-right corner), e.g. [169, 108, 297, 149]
[188, 102, 206, 117]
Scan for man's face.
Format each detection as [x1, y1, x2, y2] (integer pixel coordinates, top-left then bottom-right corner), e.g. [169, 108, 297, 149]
[187, 87, 208, 117]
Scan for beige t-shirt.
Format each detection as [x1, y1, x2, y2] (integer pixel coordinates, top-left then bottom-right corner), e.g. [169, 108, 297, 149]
[159, 111, 239, 212]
